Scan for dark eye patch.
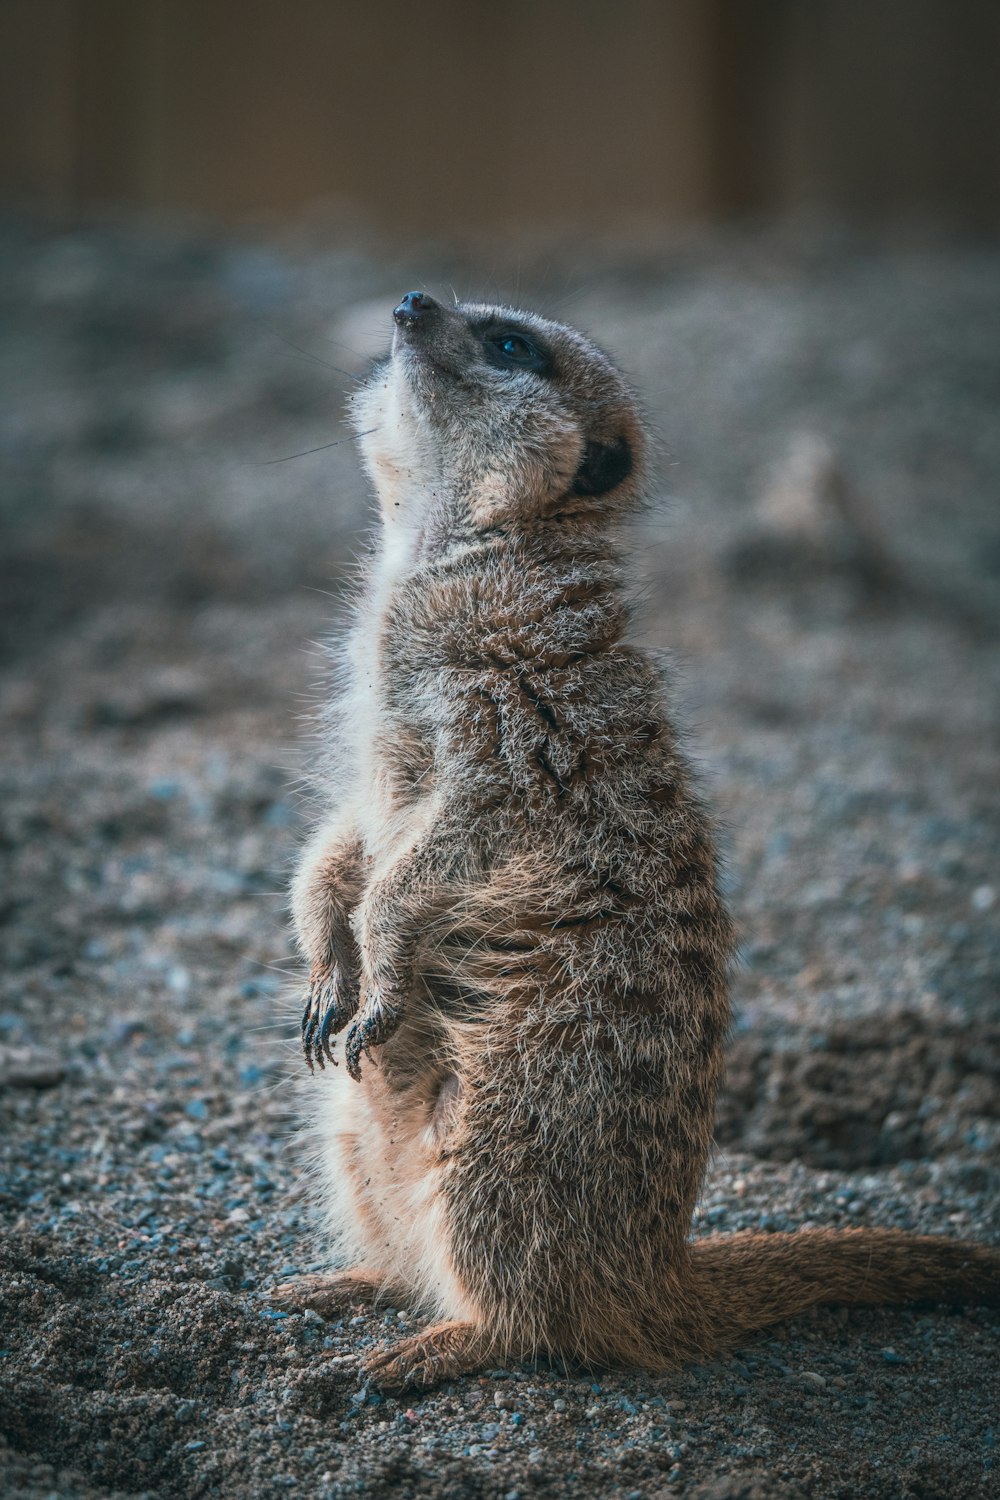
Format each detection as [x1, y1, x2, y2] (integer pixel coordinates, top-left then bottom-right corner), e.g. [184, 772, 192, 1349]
[480, 324, 552, 376]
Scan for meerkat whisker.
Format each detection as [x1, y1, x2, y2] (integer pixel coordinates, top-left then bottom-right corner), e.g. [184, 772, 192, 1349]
[256, 427, 378, 465]
[276, 337, 366, 383]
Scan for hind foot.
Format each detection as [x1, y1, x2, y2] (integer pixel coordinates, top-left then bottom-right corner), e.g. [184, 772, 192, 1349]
[364, 1319, 495, 1391]
[269, 1268, 408, 1318]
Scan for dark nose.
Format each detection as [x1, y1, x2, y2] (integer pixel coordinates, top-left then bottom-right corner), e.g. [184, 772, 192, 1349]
[393, 290, 438, 327]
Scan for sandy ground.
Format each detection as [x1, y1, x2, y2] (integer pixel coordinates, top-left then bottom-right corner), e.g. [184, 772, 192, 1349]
[0, 216, 998, 1499]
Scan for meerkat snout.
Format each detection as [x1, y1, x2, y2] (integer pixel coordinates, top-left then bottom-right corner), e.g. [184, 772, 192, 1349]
[392, 290, 438, 327]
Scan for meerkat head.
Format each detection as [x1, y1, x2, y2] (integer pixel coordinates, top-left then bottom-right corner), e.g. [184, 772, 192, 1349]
[351, 291, 645, 539]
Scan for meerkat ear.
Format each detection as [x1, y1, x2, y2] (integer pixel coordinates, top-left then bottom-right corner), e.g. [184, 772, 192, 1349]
[571, 437, 633, 497]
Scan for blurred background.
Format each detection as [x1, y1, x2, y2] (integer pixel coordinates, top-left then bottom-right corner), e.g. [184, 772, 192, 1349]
[3, 0, 1000, 232]
[3, 0, 999, 617]
[2, 7, 1000, 1495]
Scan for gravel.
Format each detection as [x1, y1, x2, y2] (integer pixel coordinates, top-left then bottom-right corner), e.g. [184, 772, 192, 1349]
[0, 214, 997, 1498]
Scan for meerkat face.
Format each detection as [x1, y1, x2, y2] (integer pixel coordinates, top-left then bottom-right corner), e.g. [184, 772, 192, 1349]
[351, 292, 645, 535]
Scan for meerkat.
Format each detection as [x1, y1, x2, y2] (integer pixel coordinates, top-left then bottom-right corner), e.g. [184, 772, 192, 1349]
[273, 290, 999, 1390]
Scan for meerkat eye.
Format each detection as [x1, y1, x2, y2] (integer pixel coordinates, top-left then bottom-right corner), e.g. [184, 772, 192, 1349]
[484, 331, 550, 375]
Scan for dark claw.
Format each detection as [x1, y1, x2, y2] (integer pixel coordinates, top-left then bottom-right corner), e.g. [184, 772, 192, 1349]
[301, 964, 363, 1072]
[302, 975, 332, 1072]
[344, 991, 404, 1082]
[302, 990, 326, 1071]
[318, 1003, 338, 1066]
[301, 996, 317, 1073]
[344, 1023, 366, 1083]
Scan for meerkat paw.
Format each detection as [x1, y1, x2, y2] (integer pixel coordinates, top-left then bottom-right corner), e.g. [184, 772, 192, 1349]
[301, 961, 359, 1071]
[364, 1320, 494, 1391]
[344, 989, 405, 1081]
[269, 1269, 406, 1318]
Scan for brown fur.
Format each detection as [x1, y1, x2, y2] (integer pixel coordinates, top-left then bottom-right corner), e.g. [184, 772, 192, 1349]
[278, 292, 999, 1389]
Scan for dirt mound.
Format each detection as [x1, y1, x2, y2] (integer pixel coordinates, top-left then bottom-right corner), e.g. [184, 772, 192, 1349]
[719, 1014, 1000, 1170]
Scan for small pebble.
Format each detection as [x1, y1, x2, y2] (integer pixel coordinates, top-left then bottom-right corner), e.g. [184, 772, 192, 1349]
[0, 1047, 66, 1089]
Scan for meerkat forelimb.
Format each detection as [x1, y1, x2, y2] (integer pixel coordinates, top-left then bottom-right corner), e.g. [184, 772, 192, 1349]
[280, 288, 999, 1390]
[293, 819, 364, 1069]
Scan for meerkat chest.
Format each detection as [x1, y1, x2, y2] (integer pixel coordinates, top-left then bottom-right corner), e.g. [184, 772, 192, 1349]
[356, 722, 438, 881]
[350, 547, 439, 874]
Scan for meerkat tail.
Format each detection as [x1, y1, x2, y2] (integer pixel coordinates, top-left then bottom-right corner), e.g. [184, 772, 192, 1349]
[671, 1229, 1000, 1360]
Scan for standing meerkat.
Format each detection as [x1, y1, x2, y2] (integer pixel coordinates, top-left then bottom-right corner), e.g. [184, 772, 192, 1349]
[274, 291, 999, 1389]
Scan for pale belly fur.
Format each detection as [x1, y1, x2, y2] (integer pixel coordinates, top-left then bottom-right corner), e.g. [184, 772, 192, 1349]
[312, 1045, 474, 1321]
[311, 756, 475, 1319]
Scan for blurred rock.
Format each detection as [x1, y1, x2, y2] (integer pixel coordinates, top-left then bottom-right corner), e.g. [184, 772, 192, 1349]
[724, 431, 897, 594]
[0, 1047, 65, 1089]
[88, 668, 206, 727]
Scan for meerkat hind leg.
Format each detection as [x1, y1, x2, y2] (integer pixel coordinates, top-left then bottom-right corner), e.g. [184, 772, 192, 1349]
[270, 1268, 409, 1318]
[364, 1319, 497, 1391]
